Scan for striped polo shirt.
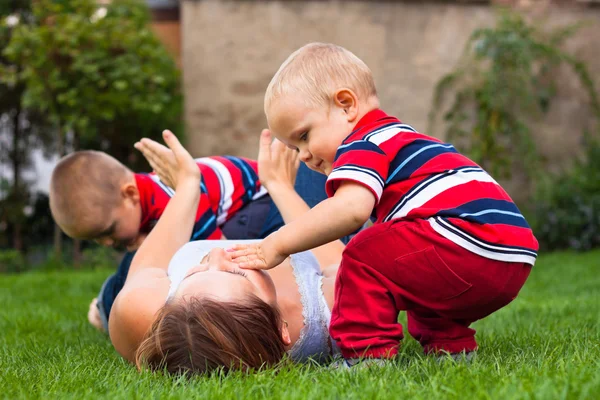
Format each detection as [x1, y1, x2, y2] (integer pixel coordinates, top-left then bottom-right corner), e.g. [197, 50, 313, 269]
[136, 156, 267, 240]
[326, 109, 538, 265]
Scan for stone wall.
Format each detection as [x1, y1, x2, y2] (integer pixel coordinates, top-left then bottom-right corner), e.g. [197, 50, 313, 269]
[181, 0, 599, 197]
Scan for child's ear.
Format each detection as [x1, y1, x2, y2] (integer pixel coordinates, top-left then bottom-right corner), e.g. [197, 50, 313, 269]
[333, 89, 359, 122]
[121, 182, 140, 205]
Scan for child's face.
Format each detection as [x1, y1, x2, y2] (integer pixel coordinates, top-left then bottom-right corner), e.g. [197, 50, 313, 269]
[267, 96, 355, 175]
[91, 199, 143, 251]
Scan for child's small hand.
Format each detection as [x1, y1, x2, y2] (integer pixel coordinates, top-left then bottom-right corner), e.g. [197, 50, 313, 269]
[227, 236, 287, 270]
[257, 129, 300, 192]
[135, 130, 200, 189]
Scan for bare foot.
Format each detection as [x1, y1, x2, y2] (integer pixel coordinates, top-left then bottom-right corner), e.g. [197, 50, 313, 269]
[88, 298, 106, 333]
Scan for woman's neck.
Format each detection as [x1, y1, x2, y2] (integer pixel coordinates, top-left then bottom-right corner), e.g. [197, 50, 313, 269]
[267, 259, 304, 348]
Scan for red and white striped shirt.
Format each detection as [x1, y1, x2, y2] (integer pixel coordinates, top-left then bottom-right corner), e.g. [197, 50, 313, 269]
[326, 110, 538, 265]
[136, 156, 266, 240]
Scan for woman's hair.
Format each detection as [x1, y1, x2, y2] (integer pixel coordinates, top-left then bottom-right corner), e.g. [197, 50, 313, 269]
[135, 294, 287, 376]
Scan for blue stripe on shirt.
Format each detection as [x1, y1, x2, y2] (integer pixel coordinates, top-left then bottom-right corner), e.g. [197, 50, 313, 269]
[435, 198, 530, 228]
[192, 212, 217, 240]
[223, 156, 258, 203]
[387, 139, 458, 183]
[335, 139, 386, 159]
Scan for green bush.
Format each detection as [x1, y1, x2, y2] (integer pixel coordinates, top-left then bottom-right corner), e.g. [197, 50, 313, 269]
[81, 246, 119, 269]
[0, 249, 25, 273]
[533, 139, 600, 251]
[429, 10, 599, 186]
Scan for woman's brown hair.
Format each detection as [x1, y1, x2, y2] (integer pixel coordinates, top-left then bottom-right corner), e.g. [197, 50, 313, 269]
[135, 294, 287, 376]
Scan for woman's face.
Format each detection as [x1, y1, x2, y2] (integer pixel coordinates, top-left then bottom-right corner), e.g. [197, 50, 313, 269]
[174, 248, 278, 305]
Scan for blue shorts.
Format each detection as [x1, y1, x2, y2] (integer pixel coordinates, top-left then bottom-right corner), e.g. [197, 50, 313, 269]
[96, 164, 358, 331]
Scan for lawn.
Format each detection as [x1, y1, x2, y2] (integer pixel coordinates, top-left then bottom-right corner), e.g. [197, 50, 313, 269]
[1, 251, 599, 400]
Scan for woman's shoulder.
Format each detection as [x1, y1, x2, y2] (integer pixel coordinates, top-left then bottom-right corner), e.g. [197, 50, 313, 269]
[109, 268, 170, 363]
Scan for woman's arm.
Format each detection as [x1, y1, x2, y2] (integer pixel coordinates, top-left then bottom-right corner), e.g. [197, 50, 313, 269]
[257, 130, 345, 269]
[109, 131, 200, 362]
[127, 131, 201, 276]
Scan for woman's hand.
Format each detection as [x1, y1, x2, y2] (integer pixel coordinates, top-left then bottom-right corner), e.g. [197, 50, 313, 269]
[257, 129, 299, 192]
[134, 130, 200, 189]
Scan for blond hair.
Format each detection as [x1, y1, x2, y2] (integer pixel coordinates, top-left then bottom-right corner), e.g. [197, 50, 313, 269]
[264, 42, 378, 113]
[49, 150, 132, 237]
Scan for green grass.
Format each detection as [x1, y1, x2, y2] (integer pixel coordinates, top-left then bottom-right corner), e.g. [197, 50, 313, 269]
[1, 251, 599, 399]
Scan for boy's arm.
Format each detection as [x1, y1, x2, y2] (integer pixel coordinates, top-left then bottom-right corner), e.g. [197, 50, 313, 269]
[258, 129, 345, 268]
[266, 182, 348, 268]
[273, 181, 374, 255]
[229, 181, 375, 270]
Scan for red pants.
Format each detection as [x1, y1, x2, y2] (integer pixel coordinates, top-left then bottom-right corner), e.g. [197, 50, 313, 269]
[330, 218, 532, 359]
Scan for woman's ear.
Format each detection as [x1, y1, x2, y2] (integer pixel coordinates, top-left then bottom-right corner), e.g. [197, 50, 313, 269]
[280, 320, 292, 346]
[333, 89, 359, 122]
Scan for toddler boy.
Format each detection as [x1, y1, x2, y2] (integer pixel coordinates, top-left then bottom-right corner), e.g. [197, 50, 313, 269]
[229, 43, 538, 363]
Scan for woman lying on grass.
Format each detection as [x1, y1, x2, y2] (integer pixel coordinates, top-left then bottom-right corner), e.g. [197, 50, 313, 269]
[109, 129, 345, 375]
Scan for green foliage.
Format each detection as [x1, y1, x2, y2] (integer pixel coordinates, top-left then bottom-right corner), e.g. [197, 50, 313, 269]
[81, 245, 119, 269]
[532, 138, 600, 251]
[0, 0, 182, 254]
[0, 0, 52, 250]
[2, 0, 183, 156]
[0, 249, 25, 273]
[429, 10, 600, 183]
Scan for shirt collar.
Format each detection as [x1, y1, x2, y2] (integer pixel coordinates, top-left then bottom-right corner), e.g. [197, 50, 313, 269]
[344, 109, 391, 143]
[352, 109, 390, 132]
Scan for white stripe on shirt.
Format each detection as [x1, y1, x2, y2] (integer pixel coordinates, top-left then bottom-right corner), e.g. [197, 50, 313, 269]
[386, 168, 498, 221]
[149, 174, 175, 197]
[196, 158, 234, 225]
[429, 217, 537, 265]
[328, 168, 384, 202]
[364, 125, 417, 147]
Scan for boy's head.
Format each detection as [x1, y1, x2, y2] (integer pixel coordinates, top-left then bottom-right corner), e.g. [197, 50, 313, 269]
[49, 151, 143, 250]
[264, 42, 379, 175]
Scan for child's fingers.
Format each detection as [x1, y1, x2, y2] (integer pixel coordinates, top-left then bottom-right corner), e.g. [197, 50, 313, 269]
[226, 244, 251, 252]
[226, 245, 258, 260]
[272, 138, 287, 155]
[258, 129, 272, 162]
[239, 258, 267, 270]
[232, 253, 260, 265]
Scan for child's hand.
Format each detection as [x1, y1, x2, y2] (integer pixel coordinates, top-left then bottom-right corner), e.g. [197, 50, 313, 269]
[257, 129, 300, 192]
[135, 130, 200, 189]
[227, 235, 287, 270]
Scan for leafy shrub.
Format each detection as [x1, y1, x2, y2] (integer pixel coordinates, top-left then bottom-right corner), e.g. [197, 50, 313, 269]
[533, 138, 600, 251]
[0, 249, 25, 273]
[429, 10, 599, 185]
[81, 246, 119, 269]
